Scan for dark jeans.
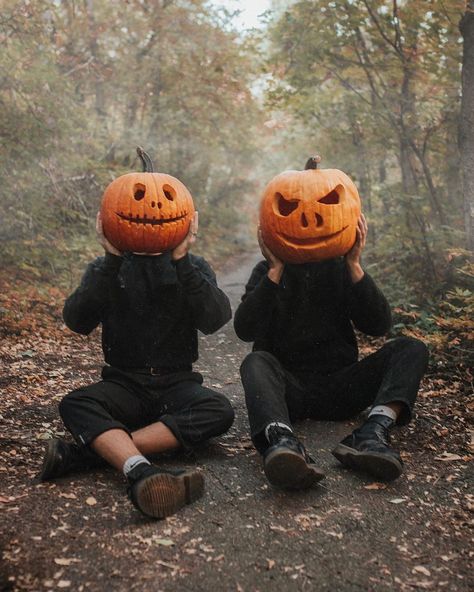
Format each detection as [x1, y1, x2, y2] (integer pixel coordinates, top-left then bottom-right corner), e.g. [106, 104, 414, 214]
[59, 366, 235, 449]
[240, 337, 429, 453]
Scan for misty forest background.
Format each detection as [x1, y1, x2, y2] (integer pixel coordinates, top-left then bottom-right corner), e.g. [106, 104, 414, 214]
[0, 0, 473, 387]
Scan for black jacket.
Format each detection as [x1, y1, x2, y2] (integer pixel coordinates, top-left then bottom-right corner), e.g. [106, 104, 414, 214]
[63, 252, 231, 368]
[234, 258, 391, 374]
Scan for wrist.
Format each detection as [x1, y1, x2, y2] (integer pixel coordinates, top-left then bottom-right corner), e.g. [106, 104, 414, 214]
[347, 261, 364, 283]
[172, 249, 187, 261]
[172, 252, 190, 266]
[267, 266, 283, 284]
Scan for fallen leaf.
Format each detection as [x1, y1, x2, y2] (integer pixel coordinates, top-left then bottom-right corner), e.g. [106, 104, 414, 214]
[154, 538, 174, 547]
[59, 493, 77, 500]
[413, 566, 431, 577]
[85, 497, 97, 506]
[364, 482, 387, 490]
[57, 581, 71, 588]
[266, 559, 275, 570]
[270, 525, 289, 533]
[434, 452, 463, 461]
[155, 560, 178, 570]
[54, 558, 81, 566]
[389, 498, 407, 504]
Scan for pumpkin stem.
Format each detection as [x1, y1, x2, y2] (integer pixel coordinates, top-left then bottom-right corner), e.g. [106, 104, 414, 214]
[136, 146, 154, 173]
[305, 155, 322, 170]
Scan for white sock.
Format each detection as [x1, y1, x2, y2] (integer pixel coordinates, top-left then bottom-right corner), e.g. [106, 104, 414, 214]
[368, 405, 397, 422]
[122, 455, 150, 477]
[264, 422, 293, 443]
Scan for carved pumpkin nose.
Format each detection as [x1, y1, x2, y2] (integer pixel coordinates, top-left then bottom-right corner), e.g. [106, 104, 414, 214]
[301, 211, 324, 228]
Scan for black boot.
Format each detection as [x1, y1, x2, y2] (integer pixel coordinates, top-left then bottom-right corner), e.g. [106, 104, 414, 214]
[127, 462, 205, 519]
[263, 425, 325, 490]
[332, 415, 403, 481]
[36, 438, 105, 482]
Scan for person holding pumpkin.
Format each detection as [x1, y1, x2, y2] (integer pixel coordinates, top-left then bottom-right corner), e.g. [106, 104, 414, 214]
[234, 156, 428, 489]
[38, 149, 234, 519]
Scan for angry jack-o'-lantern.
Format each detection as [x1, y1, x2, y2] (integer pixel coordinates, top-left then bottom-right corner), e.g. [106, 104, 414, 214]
[259, 156, 361, 264]
[100, 147, 195, 253]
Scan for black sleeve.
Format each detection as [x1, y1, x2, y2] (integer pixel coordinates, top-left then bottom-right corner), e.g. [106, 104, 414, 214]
[63, 254, 123, 335]
[173, 254, 231, 335]
[347, 271, 392, 336]
[233, 260, 279, 342]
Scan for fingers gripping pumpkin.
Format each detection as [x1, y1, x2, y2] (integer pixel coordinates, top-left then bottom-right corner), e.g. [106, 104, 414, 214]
[259, 156, 361, 264]
[100, 147, 195, 254]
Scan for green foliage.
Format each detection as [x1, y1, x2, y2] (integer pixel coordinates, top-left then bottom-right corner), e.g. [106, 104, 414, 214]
[265, 1, 465, 282]
[0, 0, 263, 274]
[388, 252, 474, 381]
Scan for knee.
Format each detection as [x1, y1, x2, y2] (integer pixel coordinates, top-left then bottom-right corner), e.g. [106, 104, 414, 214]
[240, 351, 280, 379]
[59, 387, 102, 427]
[389, 337, 429, 372]
[390, 336, 429, 365]
[197, 393, 235, 439]
[215, 395, 235, 432]
[58, 389, 83, 423]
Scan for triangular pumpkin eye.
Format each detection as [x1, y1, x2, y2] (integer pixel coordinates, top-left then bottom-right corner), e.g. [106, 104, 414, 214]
[319, 189, 340, 204]
[276, 192, 299, 216]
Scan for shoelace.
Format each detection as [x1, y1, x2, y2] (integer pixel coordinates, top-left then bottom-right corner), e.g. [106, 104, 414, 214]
[357, 421, 391, 446]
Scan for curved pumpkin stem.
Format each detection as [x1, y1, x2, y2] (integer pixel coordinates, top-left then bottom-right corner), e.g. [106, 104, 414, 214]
[136, 146, 154, 173]
[305, 155, 322, 170]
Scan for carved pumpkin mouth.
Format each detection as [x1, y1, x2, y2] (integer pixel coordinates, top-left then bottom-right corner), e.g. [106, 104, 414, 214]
[116, 212, 188, 225]
[278, 226, 348, 247]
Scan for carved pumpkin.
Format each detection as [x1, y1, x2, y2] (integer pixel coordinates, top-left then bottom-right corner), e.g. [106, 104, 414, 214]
[259, 156, 361, 264]
[100, 148, 195, 253]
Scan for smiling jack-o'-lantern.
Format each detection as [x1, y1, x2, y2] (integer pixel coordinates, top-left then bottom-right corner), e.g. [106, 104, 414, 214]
[100, 147, 195, 254]
[259, 156, 361, 264]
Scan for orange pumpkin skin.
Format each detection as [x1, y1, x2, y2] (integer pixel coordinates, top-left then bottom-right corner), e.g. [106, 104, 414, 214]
[259, 162, 361, 264]
[100, 172, 195, 253]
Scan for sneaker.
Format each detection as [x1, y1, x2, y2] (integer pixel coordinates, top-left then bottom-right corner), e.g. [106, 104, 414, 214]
[263, 425, 325, 490]
[36, 438, 105, 482]
[127, 463, 205, 519]
[332, 415, 403, 481]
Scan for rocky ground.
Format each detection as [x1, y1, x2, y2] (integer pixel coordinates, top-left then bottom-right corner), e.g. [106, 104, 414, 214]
[0, 251, 472, 591]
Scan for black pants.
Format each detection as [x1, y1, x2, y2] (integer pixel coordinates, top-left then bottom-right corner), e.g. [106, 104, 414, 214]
[59, 366, 235, 449]
[240, 337, 429, 453]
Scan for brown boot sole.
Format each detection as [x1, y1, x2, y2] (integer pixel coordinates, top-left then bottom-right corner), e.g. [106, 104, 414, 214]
[332, 443, 403, 482]
[133, 470, 205, 518]
[264, 449, 325, 490]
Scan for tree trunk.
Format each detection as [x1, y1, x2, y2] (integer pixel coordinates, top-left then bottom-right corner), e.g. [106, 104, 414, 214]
[85, 0, 106, 119]
[399, 62, 420, 195]
[350, 119, 375, 243]
[459, 2, 474, 251]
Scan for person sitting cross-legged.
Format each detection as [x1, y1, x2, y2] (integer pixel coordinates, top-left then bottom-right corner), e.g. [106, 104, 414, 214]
[38, 212, 234, 518]
[234, 214, 428, 489]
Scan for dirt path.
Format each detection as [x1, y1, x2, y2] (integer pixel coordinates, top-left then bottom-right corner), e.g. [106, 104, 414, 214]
[1, 252, 472, 591]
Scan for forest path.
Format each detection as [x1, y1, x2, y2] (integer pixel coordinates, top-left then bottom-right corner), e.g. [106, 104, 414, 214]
[0, 251, 472, 592]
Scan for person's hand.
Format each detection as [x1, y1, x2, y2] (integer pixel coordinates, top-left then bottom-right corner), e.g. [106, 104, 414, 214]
[172, 211, 198, 261]
[96, 212, 123, 257]
[258, 226, 284, 284]
[345, 213, 367, 283]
